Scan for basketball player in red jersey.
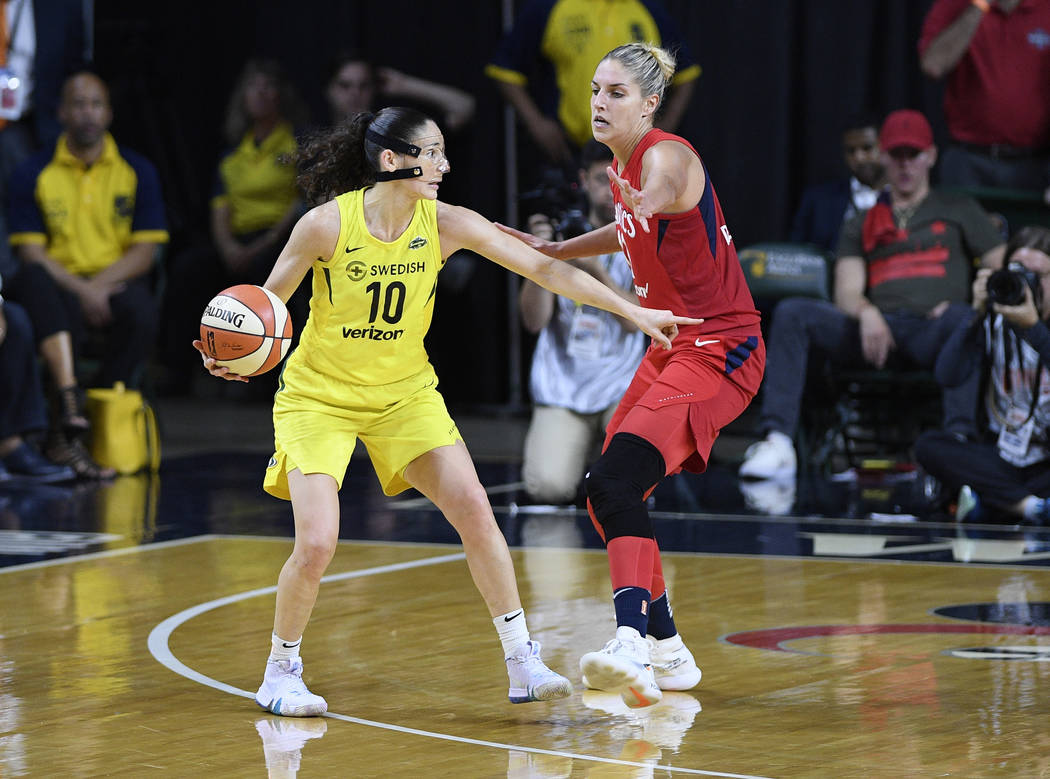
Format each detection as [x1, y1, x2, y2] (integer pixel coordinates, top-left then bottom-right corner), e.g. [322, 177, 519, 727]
[501, 42, 764, 708]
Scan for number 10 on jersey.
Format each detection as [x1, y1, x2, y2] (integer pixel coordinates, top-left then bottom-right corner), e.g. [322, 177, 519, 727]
[365, 281, 406, 324]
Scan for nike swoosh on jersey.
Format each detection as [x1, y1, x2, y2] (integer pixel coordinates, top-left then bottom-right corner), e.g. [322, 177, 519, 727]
[345, 246, 364, 254]
[695, 338, 720, 347]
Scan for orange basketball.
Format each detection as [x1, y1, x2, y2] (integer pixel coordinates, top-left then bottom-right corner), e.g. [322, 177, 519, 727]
[199, 284, 293, 377]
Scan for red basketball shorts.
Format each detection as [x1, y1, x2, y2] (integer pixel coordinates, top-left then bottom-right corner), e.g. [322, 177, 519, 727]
[603, 332, 765, 476]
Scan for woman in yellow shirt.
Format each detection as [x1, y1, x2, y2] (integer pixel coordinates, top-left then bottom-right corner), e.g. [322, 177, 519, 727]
[163, 60, 309, 395]
[195, 106, 699, 717]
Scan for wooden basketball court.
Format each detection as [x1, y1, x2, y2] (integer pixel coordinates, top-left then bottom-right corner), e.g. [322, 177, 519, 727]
[3, 516, 1049, 777]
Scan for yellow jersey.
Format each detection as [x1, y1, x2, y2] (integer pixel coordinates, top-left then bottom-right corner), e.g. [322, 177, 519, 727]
[211, 122, 299, 236]
[290, 188, 444, 386]
[8, 133, 169, 276]
[485, 0, 701, 148]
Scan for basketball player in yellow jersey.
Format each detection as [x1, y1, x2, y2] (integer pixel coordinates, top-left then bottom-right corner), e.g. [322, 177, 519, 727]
[284, 186, 442, 391]
[195, 106, 701, 717]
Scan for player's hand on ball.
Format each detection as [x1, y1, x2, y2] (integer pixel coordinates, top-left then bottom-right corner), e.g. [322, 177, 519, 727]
[192, 339, 249, 382]
[199, 284, 293, 376]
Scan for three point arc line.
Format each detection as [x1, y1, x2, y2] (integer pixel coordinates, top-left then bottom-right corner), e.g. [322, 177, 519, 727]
[147, 551, 770, 779]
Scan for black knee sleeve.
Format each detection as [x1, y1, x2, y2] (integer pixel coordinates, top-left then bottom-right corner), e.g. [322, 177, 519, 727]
[585, 433, 666, 540]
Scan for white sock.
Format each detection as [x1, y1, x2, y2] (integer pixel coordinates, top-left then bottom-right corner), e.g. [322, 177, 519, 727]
[494, 608, 530, 658]
[269, 632, 302, 663]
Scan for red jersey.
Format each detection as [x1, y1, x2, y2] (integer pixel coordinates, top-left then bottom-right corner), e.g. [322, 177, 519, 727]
[919, 0, 1050, 148]
[612, 128, 760, 339]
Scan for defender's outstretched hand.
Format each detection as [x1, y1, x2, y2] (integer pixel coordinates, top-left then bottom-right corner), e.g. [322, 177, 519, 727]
[192, 339, 249, 382]
[608, 167, 656, 234]
[495, 222, 559, 257]
[632, 309, 704, 349]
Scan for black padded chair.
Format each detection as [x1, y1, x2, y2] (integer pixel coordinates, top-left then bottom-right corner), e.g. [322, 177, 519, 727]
[803, 366, 942, 474]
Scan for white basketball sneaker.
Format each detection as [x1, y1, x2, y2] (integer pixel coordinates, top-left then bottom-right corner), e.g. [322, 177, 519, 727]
[739, 431, 797, 479]
[255, 658, 328, 717]
[580, 626, 662, 709]
[506, 640, 573, 703]
[648, 634, 702, 691]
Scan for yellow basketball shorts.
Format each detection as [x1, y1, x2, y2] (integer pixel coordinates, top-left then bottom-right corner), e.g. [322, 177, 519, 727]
[263, 358, 461, 500]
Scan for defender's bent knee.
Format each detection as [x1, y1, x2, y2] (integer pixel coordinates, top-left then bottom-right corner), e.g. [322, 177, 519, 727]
[585, 433, 665, 540]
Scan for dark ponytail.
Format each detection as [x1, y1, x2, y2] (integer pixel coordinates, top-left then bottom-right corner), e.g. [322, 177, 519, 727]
[295, 106, 434, 206]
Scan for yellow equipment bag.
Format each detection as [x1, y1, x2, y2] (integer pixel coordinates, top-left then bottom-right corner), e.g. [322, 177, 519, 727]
[85, 382, 161, 474]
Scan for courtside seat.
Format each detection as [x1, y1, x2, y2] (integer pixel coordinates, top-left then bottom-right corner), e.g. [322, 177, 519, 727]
[737, 242, 831, 310]
[802, 366, 942, 475]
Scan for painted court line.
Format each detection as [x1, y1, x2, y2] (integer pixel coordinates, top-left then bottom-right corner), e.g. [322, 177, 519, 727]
[148, 550, 770, 779]
[0, 534, 217, 574]
[147, 553, 468, 699]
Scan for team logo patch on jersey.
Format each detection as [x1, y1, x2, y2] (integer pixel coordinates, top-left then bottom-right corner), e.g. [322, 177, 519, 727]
[408, 236, 428, 249]
[114, 195, 134, 218]
[346, 260, 367, 282]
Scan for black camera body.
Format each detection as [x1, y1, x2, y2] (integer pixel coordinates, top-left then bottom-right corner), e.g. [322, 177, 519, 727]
[986, 262, 1042, 307]
[554, 208, 590, 240]
[519, 168, 590, 240]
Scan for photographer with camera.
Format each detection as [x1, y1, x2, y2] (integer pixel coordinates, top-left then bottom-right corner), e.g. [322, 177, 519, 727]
[518, 140, 647, 505]
[917, 226, 1050, 524]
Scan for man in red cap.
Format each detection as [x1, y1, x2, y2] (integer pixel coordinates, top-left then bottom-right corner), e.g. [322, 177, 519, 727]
[919, 0, 1050, 192]
[740, 109, 1007, 482]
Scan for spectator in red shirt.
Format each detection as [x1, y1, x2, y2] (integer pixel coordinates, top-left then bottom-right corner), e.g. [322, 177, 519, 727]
[919, 0, 1050, 192]
[740, 110, 1006, 481]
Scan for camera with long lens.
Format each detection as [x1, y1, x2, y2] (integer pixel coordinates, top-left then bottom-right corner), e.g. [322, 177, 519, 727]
[519, 168, 591, 240]
[986, 261, 1043, 307]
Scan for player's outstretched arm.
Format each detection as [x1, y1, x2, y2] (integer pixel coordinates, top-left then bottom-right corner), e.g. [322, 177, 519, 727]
[494, 221, 619, 260]
[440, 202, 701, 349]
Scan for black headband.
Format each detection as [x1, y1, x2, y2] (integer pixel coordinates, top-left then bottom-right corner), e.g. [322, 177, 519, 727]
[366, 128, 421, 157]
[366, 128, 423, 181]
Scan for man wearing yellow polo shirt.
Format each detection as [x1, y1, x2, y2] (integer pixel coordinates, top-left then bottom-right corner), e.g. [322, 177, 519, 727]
[485, 0, 700, 166]
[7, 70, 168, 389]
